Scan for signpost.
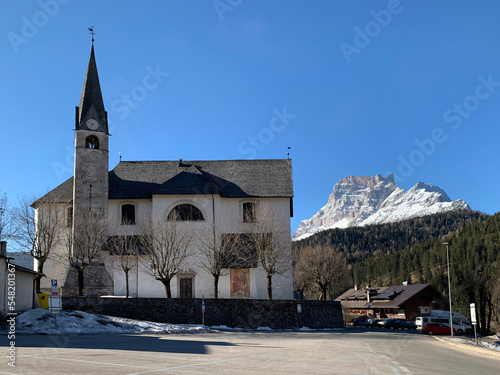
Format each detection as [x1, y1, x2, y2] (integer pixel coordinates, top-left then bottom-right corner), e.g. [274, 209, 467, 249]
[49, 295, 62, 329]
[202, 297, 205, 326]
[470, 303, 477, 344]
[51, 279, 58, 296]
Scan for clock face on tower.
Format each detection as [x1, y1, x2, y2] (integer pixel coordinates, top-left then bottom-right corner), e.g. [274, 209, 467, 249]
[86, 119, 99, 130]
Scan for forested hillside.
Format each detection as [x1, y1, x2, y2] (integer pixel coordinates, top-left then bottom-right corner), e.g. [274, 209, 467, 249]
[351, 212, 500, 333]
[292, 210, 500, 333]
[293, 210, 487, 263]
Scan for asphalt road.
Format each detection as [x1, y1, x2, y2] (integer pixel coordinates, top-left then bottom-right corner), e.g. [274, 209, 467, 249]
[1, 328, 499, 374]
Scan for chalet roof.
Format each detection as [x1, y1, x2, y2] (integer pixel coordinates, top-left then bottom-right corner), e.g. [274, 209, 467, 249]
[335, 284, 432, 309]
[34, 159, 294, 203]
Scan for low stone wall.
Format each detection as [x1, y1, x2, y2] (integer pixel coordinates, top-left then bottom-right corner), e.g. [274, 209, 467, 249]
[62, 297, 344, 330]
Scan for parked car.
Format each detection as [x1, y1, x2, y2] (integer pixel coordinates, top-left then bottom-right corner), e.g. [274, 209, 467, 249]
[422, 323, 459, 335]
[366, 318, 380, 327]
[429, 310, 473, 334]
[393, 320, 417, 330]
[352, 319, 368, 327]
[380, 319, 400, 329]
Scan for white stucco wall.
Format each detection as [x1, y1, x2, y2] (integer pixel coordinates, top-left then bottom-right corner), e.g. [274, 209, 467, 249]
[38, 195, 294, 300]
[108, 195, 293, 299]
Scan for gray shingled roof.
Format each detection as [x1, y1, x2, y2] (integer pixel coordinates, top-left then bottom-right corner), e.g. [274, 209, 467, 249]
[110, 159, 293, 199]
[35, 159, 293, 203]
[32, 177, 73, 207]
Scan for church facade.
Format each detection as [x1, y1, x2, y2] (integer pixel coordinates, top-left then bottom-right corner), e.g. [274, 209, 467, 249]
[34, 44, 294, 300]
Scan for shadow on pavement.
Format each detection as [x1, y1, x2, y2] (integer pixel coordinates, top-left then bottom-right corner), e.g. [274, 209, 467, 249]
[13, 333, 236, 355]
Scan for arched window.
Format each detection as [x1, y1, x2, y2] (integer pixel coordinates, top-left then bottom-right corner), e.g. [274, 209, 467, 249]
[85, 135, 99, 149]
[167, 204, 204, 221]
[121, 204, 136, 225]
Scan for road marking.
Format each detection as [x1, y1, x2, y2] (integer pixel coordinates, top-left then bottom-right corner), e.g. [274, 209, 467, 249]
[20, 355, 154, 369]
[326, 353, 369, 362]
[124, 351, 305, 375]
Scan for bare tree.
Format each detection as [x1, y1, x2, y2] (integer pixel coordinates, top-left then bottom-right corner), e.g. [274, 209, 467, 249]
[13, 195, 63, 290]
[139, 216, 192, 298]
[66, 208, 109, 296]
[110, 225, 140, 298]
[292, 247, 308, 299]
[0, 191, 15, 242]
[247, 204, 291, 300]
[294, 245, 347, 301]
[197, 223, 243, 299]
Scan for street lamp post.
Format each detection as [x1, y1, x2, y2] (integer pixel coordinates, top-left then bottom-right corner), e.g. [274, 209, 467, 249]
[443, 242, 453, 337]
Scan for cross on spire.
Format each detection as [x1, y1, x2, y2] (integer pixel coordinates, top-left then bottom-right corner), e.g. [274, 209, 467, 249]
[88, 26, 95, 45]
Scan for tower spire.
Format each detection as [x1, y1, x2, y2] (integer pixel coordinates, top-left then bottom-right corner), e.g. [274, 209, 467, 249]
[75, 33, 108, 133]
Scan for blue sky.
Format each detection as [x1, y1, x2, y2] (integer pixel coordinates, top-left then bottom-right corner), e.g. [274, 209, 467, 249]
[1, 0, 499, 233]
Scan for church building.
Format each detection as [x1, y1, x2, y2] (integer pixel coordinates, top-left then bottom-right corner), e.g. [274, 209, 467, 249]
[33, 43, 294, 300]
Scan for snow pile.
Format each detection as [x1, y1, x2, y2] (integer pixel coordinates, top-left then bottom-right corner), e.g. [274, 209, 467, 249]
[15, 308, 212, 335]
[450, 336, 500, 352]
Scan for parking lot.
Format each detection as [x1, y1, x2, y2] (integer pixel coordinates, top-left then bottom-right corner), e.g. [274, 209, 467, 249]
[2, 329, 500, 375]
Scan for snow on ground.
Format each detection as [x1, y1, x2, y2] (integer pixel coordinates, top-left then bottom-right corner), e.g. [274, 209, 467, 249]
[14, 308, 212, 335]
[445, 335, 500, 352]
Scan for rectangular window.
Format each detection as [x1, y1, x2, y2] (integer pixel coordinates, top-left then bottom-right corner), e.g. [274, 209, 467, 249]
[243, 202, 256, 223]
[179, 278, 193, 298]
[121, 204, 136, 225]
[66, 206, 73, 227]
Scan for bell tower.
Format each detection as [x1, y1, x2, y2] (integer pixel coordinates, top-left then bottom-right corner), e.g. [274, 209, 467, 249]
[72, 41, 109, 220]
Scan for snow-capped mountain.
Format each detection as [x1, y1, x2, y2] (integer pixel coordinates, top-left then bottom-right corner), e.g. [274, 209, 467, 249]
[293, 174, 469, 241]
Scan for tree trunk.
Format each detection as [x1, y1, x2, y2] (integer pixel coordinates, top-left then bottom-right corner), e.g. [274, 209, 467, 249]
[77, 268, 85, 296]
[35, 261, 44, 292]
[163, 279, 172, 298]
[267, 273, 273, 300]
[320, 285, 327, 301]
[125, 269, 130, 298]
[214, 275, 219, 299]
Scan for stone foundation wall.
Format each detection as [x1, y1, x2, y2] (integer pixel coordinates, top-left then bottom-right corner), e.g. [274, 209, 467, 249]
[62, 297, 344, 330]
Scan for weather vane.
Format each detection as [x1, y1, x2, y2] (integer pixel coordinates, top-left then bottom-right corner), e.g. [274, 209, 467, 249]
[88, 26, 95, 44]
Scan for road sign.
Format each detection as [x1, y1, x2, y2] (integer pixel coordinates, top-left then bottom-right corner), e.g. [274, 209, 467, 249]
[51, 279, 58, 295]
[470, 303, 477, 325]
[49, 296, 62, 313]
[470, 303, 478, 345]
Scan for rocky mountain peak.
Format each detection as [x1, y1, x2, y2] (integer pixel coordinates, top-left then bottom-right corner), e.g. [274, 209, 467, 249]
[293, 174, 469, 241]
